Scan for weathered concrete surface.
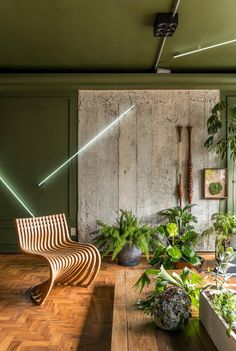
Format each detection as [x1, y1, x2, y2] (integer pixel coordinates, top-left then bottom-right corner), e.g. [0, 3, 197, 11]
[78, 90, 221, 250]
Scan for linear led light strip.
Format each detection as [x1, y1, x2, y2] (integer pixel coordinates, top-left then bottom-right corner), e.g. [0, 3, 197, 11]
[38, 104, 135, 187]
[0, 176, 35, 217]
[173, 38, 236, 58]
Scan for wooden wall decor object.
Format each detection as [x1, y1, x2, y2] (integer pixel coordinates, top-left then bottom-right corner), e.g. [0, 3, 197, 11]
[187, 126, 193, 207]
[15, 213, 101, 305]
[177, 126, 183, 207]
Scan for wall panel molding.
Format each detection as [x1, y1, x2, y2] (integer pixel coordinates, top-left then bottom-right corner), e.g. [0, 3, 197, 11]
[1, 74, 236, 90]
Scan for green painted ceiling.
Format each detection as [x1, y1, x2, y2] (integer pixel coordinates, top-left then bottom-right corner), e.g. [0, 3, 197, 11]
[0, 0, 236, 73]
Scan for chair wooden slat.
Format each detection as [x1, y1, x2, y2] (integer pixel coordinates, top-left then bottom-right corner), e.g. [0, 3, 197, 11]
[15, 213, 101, 305]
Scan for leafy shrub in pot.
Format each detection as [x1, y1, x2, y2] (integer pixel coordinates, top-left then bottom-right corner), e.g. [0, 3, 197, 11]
[93, 209, 156, 266]
[134, 266, 203, 331]
[151, 205, 203, 269]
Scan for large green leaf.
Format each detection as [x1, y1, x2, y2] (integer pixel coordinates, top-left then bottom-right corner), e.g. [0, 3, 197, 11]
[166, 223, 178, 237]
[187, 255, 202, 266]
[181, 230, 198, 244]
[154, 244, 166, 257]
[182, 245, 196, 258]
[166, 245, 182, 262]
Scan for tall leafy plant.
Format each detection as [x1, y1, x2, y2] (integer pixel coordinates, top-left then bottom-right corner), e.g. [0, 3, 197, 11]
[204, 100, 236, 211]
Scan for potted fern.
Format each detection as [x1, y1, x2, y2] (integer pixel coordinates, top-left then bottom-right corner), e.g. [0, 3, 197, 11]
[93, 209, 155, 266]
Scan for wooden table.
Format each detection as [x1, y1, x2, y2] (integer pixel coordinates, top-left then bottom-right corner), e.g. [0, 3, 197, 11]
[111, 270, 217, 351]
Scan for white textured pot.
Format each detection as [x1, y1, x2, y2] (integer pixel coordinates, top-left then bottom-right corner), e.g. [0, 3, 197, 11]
[199, 291, 236, 351]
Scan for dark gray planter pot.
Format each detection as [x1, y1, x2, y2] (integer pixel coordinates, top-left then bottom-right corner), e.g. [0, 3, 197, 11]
[117, 244, 142, 266]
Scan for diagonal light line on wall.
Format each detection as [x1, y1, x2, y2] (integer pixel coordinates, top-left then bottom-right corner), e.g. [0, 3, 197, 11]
[38, 104, 135, 187]
[0, 176, 35, 217]
[173, 38, 236, 59]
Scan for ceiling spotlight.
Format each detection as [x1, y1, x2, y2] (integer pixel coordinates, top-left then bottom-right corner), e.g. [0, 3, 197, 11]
[154, 13, 178, 37]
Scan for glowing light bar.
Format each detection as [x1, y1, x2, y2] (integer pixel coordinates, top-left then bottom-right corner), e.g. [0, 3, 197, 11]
[0, 176, 34, 217]
[173, 38, 236, 58]
[39, 104, 135, 186]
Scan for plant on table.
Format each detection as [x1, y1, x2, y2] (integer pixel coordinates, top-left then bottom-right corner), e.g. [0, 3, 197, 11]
[134, 265, 204, 330]
[151, 204, 202, 269]
[93, 209, 156, 265]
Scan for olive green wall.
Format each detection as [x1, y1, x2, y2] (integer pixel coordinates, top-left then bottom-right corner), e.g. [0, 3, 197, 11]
[0, 91, 78, 253]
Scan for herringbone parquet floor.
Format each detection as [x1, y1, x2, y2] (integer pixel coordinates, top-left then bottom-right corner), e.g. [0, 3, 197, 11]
[0, 254, 150, 351]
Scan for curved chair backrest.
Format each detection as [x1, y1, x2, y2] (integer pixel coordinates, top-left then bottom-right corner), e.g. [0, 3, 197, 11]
[16, 213, 72, 253]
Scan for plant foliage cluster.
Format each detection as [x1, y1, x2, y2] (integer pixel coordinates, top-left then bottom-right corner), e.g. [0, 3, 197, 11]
[203, 212, 236, 257]
[211, 291, 236, 336]
[208, 182, 222, 195]
[93, 209, 155, 260]
[205, 247, 236, 336]
[151, 205, 202, 269]
[206, 247, 236, 290]
[204, 101, 236, 161]
[134, 265, 204, 315]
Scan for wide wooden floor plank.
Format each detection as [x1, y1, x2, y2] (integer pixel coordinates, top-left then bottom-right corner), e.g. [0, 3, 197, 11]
[111, 269, 218, 351]
[111, 271, 128, 351]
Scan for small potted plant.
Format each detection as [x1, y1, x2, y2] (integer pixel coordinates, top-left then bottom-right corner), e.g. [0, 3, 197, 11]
[203, 212, 236, 256]
[93, 209, 155, 266]
[199, 247, 236, 351]
[134, 265, 204, 331]
[151, 205, 203, 269]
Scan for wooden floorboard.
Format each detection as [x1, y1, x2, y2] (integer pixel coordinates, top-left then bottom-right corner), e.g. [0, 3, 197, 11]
[111, 270, 217, 351]
[0, 254, 214, 351]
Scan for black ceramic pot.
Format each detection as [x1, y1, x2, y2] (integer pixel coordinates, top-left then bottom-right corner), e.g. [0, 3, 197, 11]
[117, 244, 142, 266]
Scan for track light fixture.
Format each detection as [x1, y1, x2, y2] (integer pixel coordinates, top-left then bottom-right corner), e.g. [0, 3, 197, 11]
[154, 12, 178, 37]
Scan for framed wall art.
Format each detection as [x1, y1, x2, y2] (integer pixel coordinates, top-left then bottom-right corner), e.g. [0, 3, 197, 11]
[203, 168, 228, 199]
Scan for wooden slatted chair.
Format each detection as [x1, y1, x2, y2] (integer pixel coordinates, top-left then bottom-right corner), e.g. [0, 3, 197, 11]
[15, 213, 101, 305]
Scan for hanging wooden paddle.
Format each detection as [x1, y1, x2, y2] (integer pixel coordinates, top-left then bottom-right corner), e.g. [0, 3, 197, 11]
[177, 126, 183, 208]
[187, 126, 193, 208]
